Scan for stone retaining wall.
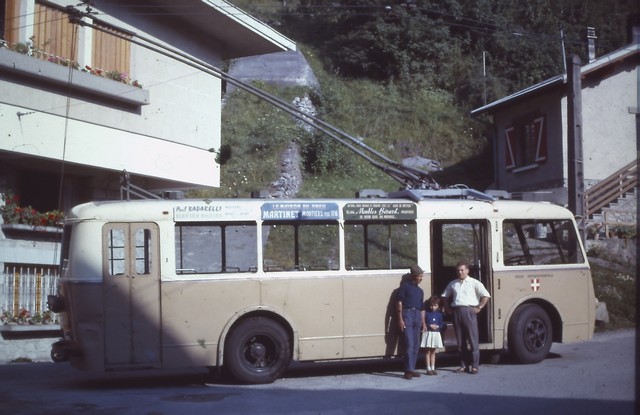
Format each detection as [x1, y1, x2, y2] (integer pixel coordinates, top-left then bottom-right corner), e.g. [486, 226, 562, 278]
[0, 325, 60, 364]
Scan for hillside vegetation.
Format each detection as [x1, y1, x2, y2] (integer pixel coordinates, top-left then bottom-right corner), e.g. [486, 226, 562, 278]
[198, 0, 636, 199]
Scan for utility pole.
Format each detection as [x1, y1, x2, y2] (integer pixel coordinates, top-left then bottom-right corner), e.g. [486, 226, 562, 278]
[567, 54, 585, 252]
[482, 51, 487, 105]
[559, 26, 567, 73]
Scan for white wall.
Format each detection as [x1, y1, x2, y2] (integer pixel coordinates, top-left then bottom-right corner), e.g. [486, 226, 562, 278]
[0, 238, 60, 266]
[0, 100, 220, 187]
[1, 0, 224, 188]
[581, 65, 637, 182]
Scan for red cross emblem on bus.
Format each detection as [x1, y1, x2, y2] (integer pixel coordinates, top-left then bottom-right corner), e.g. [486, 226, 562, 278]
[531, 278, 541, 291]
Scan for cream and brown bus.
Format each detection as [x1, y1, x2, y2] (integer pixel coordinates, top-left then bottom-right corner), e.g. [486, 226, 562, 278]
[49, 190, 595, 384]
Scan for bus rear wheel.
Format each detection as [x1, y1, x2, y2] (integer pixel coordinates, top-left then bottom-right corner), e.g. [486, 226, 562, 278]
[508, 304, 552, 364]
[225, 317, 291, 384]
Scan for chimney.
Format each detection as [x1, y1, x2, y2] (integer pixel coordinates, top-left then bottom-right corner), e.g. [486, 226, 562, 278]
[587, 27, 597, 63]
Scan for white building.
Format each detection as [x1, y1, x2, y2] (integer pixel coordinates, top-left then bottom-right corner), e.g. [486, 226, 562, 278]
[0, 0, 295, 272]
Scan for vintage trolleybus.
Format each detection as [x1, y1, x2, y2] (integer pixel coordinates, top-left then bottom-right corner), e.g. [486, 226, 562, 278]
[50, 190, 595, 384]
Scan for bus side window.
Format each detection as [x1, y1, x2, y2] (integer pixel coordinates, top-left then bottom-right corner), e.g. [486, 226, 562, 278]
[344, 221, 416, 270]
[175, 223, 258, 274]
[262, 222, 339, 272]
[503, 219, 584, 266]
[224, 225, 258, 272]
[503, 222, 530, 266]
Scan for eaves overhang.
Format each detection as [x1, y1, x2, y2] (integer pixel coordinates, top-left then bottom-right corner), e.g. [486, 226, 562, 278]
[470, 75, 565, 118]
[470, 42, 639, 118]
[141, 0, 296, 59]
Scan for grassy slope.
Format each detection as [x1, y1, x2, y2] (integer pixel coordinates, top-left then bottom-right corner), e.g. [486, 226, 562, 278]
[201, 45, 492, 199]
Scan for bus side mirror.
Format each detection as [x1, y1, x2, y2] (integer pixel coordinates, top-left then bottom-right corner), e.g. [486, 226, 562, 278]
[47, 295, 65, 313]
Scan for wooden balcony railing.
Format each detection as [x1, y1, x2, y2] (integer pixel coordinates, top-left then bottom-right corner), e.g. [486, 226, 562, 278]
[585, 159, 638, 219]
[0, 267, 59, 325]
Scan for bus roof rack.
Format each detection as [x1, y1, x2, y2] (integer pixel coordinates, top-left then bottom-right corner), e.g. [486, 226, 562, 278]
[120, 170, 162, 200]
[357, 187, 495, 201]
[388, 188, 495, 202]
[356, 189, 388, 198]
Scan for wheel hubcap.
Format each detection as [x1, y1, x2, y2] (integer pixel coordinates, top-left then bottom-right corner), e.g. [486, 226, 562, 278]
[243, 335, 273, 369]
[249, 342, 267, 366]
[524, 318, 547, 351]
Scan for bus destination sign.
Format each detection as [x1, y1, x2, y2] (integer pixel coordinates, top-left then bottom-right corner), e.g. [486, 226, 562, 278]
[262, 202, 339, 220]
[174, 203, 254, 221]
[343, 203, 416, 220]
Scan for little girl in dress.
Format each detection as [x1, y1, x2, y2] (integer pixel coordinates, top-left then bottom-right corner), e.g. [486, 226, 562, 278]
[421, 295, 445, 375]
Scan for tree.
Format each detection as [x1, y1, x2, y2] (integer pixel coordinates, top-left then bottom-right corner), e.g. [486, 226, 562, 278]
[282, 0, 637, 108]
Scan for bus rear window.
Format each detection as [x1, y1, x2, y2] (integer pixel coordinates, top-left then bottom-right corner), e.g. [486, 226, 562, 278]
[503, 219, 585, 266]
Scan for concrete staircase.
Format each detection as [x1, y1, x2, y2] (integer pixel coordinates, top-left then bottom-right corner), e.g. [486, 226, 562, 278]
[592, 187, 637, 223]
[589, 188, 637, 237]
[585, 160, 637, 238]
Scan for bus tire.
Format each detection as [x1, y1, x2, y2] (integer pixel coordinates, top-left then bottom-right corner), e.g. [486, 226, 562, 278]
[224, 317, 291, 384]
[508, 304, 552, 364]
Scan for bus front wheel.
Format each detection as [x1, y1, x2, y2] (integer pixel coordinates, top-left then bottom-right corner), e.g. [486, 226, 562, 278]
[508, 304, 552, 364]
[224, 317, 291, 384]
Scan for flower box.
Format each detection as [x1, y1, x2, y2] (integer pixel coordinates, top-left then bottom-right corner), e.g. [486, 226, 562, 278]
[1, 223, 63, 242]
[0, 48, 149, 106]
[0, 323, 61, 335]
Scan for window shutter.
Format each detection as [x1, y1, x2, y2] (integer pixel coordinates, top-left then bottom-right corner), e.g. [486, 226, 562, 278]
[33, 2, 78, 62]
[505, 127, 516, 170]
[3, 0, 21, 44]
[533, 116, 546, 162]
[91, 21, 131, 75]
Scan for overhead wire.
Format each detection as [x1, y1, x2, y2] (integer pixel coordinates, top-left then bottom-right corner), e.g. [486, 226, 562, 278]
[6, 4, 99, 293]
[46, 16, 82, 267]
[39, 1, 601, 48]
[64, 5, 438, 189]
[7, 2, 609, 57]
[7, 2, 624, 189]
[57, 22, 79, 218]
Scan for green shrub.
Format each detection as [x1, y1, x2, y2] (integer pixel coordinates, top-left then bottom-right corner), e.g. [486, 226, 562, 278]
[590, 262, 636, 330]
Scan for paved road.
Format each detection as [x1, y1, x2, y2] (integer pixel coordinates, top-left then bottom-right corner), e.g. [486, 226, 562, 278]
[0, 329, 635, 415]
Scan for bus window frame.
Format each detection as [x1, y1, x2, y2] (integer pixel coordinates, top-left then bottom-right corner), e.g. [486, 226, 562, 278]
[343, 219, 417, 271]
[174, 221, 258, 275]
[261, 220, 340, 272]
[501, 219, 585, 267]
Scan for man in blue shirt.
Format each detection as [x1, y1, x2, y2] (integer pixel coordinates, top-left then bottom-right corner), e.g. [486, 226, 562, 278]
[396, 265, 426, 380]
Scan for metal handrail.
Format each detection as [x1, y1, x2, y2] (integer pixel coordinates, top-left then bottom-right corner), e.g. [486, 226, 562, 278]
[119, 170, 161, 201]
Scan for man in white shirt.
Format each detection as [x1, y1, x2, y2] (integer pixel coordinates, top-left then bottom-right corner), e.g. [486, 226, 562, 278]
[441, 261, 490, 374]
